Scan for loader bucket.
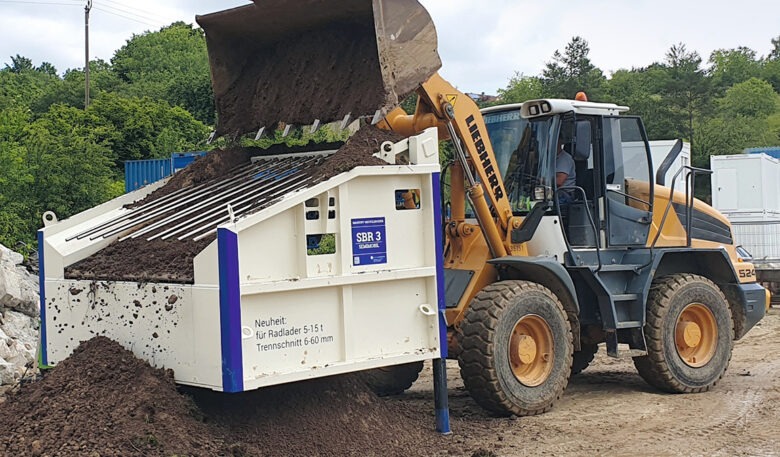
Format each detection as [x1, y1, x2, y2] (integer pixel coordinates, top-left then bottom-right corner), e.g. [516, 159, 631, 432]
[196, 0, 441, 137]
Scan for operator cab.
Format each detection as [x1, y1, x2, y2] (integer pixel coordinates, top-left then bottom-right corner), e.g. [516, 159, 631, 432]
[481, 98, 655, 258]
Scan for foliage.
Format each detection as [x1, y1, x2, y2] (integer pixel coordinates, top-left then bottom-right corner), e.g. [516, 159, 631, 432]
[87, 92, 210, 168]
[708, 47, 762, 93]
[494, 35, 780, 204]
[111, 22, 214, 124]
[497, 73, 545, 104]
[3, 23, 780, 249]
[541, 37, 605, 99]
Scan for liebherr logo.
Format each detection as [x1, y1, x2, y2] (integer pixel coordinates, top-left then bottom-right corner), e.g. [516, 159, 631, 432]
[466, 114, 504, 201]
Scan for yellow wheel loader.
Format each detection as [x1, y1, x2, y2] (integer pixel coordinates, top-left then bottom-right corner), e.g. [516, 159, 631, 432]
[197, 0, 768, 418]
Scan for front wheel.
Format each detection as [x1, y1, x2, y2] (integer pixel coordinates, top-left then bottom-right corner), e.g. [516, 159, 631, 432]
[633, 274, 733, 393]
[457, 280, 573, 416]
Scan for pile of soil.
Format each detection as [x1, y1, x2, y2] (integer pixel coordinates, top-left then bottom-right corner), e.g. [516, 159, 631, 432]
[0, 337, 228, 456]
[67, 125, 404, 284]
[65, 237, 214, 284]
[0, 337, 446, 456]
[214, 21, 387, 136]
[309, 124, 403, 181]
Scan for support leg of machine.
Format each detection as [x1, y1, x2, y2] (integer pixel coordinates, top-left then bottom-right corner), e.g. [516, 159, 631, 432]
[432, 358, 452, 435]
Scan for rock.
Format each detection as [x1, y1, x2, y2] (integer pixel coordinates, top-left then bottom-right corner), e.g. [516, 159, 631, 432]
[0, 311, 38, 378]
[0, 244, 40, 387]
[0, 244, 23, 267]
[0, 243, 39, 318]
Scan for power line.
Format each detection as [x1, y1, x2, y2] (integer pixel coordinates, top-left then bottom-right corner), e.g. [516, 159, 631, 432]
[92, 5, 159, 27]
[95, 3, 165, 25]
[100, 0, 174, 23]
[0, 0, 81, 5]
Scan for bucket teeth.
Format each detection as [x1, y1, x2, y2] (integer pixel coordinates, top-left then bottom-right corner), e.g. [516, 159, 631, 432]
[282, 124, 293, 137]
[339, 113, 352, 131]
[371, 109, 383, 125]
[310, 119, 321, 135]
[254, 126, 266, 140]
[206, 131, 216, 145]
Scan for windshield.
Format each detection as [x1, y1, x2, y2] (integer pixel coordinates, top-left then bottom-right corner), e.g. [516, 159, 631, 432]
[484, 109, 558, 213]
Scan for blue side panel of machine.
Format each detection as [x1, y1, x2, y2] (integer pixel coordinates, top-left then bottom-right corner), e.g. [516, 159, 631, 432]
[218, 228, 244, 393]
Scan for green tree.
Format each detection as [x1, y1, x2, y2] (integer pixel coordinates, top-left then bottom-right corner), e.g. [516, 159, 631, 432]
[718, 77, 779, 118]
[708, 47, 761, 92]
[111, 22, 214, 124]
[87, 92, 210, 170]
[497, 73, 545, 103]
[26, 105, 123, 223]
[541, 36, 605, 99]
[0, 56, 60, 111]
[602, 65, 680, 140]
[663, 44, 710, 151]
[34, 59, 124, 113]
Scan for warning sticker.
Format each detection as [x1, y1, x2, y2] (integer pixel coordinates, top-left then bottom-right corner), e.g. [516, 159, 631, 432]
[351, 217, 387, 266]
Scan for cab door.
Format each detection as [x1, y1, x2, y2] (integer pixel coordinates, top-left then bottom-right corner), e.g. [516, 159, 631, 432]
[601, 116, 653, 247]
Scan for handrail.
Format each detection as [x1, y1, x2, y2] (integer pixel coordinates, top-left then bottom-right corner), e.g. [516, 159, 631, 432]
[556, 186, 602, 272]
[650, 165, 713, 249]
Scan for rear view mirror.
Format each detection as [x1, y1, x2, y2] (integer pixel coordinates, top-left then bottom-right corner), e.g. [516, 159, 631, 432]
[574, 121, 591, 161]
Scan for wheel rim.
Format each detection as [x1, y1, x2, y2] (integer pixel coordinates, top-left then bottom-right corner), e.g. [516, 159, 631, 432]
[675, 303, 718, 368]
[508, 314, 554, 387]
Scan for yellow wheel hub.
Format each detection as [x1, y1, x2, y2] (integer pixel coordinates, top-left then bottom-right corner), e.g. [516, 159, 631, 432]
[675, 303, 718, 368]
[509, 315, 554, 387]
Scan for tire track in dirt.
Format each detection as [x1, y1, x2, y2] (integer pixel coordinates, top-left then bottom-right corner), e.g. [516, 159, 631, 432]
[398, 309, 780, 457]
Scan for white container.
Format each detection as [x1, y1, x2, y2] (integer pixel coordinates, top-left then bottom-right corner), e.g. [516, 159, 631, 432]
[711, 153, 780, 213]
[650, 140, 691, 195]
[623, 140, 691, 195]
[39, 129, 445, 392]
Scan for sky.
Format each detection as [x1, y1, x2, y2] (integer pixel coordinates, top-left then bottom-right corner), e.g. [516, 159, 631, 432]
[0, 0, 779, 94]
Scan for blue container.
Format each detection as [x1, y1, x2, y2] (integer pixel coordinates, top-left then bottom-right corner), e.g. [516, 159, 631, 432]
[744, 146, 780, 160]
[172, 151, 208, 172]
[124, 158, 172, 193]
[124, 152, 210, 193]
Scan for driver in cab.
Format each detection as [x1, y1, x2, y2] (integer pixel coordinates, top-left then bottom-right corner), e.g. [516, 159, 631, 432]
[556, 139, 576, 205]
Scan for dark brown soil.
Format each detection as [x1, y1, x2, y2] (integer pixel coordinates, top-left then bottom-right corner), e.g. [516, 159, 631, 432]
[0, 337, 228, 457]
[65, 237, 215, 284]
[190, 374, 443, 457]
[70, 125, 404, 284]
[129, 146, 253, 208]
[309, 124, 404, 181]
[214, 21, 387, 136]
[0, 337, 448, 457]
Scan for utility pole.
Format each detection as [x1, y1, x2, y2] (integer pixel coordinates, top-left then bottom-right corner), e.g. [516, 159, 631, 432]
[84, 0, 93, 109]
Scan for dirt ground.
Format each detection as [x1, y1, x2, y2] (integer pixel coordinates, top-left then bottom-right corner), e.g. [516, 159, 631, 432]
[395, 307, 780, 457]
[3, 314, 776, 456]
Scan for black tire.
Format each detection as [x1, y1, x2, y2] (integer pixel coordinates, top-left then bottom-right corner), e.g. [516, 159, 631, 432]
[457, 280, 573, 416]
[571, 343, 599, 376]
[362, 361, 424, 396]
[633, 274, 734, 393]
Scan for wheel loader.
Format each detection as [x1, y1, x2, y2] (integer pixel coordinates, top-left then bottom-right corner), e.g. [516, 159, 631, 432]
[196, 0, 769, 417]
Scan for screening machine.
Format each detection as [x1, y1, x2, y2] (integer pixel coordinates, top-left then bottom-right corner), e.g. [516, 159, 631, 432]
[37, 128, 446, 394]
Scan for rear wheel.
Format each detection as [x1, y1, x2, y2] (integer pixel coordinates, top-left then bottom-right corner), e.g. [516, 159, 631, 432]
[571, 343, 599, 376]
[457, 280, 573, 416]
[634, 274, 733, 393]
[362, 361, 424, 396]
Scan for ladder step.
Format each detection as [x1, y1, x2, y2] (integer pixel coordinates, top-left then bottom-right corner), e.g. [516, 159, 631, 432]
[616, 320, 643, 329]
[613, 293, 640, 302]
[598, 263, 642, 272]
